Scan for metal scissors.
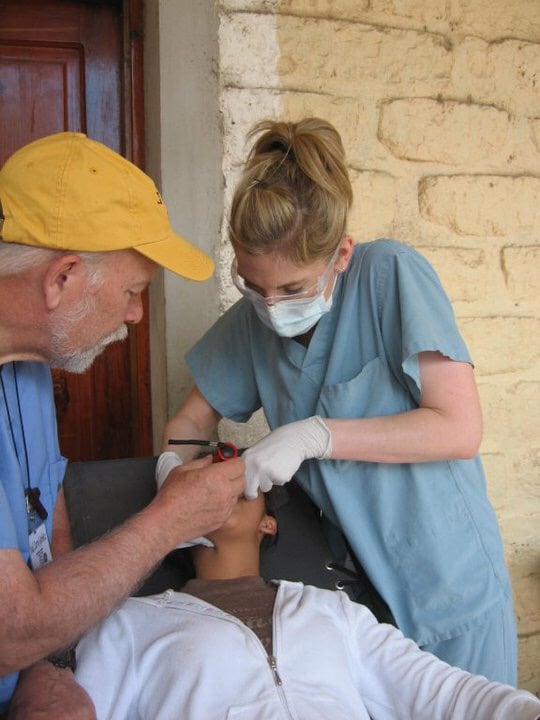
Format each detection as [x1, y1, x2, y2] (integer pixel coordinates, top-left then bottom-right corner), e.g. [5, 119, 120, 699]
[168, 439, 240, 463]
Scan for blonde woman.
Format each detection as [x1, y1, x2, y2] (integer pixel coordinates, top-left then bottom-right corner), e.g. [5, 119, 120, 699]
[161, 118, 516, 684]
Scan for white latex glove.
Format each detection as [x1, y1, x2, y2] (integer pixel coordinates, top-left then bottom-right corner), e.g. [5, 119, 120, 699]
[155, 451, 214, 549]
[242, 416, 332, 499]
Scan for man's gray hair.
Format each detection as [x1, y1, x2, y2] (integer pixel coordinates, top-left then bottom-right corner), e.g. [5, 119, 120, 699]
[0, 239, 106, 288]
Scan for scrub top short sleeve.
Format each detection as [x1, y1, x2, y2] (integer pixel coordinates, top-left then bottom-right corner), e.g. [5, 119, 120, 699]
[187, 300, 269, 422]
[372, 242, 472, 403]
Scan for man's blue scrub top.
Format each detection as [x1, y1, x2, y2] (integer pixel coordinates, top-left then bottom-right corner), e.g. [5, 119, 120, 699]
[0, 361, 67, 710]
[186, 239, 511, 646]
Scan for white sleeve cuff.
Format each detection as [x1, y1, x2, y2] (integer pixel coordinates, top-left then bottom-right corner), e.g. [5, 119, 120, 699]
[155, 451, 183, 490]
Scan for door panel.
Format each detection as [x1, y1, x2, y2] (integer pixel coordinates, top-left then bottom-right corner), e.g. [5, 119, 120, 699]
[0, 0, 152, 460]
[0, 44, 83, 151]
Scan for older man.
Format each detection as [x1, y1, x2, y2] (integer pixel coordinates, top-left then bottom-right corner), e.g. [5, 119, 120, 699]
[0, 133, 244, 717]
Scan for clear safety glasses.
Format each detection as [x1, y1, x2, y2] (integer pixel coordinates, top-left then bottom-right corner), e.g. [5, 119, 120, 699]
[231, 250, 339, 307]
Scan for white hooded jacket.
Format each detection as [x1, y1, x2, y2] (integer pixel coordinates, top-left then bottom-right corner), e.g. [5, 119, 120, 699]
[75, 581, 540, 720]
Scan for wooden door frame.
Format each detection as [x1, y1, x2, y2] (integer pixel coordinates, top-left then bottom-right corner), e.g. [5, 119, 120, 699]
[122, 0, 153, 456]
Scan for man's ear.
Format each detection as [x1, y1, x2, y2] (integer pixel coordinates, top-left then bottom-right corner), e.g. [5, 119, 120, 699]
[43, 253, 84, 310]
[258, 514, 278, 540]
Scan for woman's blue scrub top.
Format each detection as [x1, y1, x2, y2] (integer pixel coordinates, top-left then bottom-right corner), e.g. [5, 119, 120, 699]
[0, 361, 67, 709]
[186, 239, 511, 645]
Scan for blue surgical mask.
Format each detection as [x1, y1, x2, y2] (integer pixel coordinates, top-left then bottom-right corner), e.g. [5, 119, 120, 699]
[252, 275, 337, 337]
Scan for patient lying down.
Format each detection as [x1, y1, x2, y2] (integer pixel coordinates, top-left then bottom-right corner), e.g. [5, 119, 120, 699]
[75, 492, 540, 720]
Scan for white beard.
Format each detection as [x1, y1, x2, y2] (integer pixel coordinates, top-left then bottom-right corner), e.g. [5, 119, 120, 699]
[49, 323, 129, 374]
[48, 287, 129, 373]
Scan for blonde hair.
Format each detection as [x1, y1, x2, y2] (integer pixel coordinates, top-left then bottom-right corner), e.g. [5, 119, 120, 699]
[229, 118, 353, 264]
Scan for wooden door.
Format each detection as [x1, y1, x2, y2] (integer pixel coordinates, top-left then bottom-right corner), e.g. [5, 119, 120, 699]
[0, 0, 153, 460]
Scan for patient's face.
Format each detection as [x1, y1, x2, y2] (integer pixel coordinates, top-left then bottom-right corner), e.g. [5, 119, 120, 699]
[207, 492, 275, 544]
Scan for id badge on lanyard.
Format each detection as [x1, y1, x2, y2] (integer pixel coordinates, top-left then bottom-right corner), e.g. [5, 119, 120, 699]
[27, 490, 52, 570]
[29, 523, 52, 570]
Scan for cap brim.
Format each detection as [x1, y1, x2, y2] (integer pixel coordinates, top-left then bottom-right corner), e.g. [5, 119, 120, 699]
[135, 232, 214, 281]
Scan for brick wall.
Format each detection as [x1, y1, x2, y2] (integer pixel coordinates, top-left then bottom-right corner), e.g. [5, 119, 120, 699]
[216, 0, 540, 692]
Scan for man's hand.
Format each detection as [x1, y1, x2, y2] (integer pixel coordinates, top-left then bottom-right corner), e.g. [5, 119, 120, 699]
[155, 455, 245, 545]
[155, 451, 215, 548]
[8, 661, 96, 720]
[242, 416, 332, 498]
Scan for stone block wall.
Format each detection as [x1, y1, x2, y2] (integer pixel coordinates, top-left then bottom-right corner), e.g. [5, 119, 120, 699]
[215, 0, 540, 691]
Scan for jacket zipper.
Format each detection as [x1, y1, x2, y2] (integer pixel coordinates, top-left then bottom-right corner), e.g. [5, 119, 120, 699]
[171, 584, 295, 718]
[267, 654, 282, 685]
[267, 584, 295, 719]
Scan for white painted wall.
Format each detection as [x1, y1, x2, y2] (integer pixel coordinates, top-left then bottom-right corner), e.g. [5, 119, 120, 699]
[144, 0, 223, 448]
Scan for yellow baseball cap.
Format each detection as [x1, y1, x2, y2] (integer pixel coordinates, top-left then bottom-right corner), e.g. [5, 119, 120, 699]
[0, 132, 214, 281]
